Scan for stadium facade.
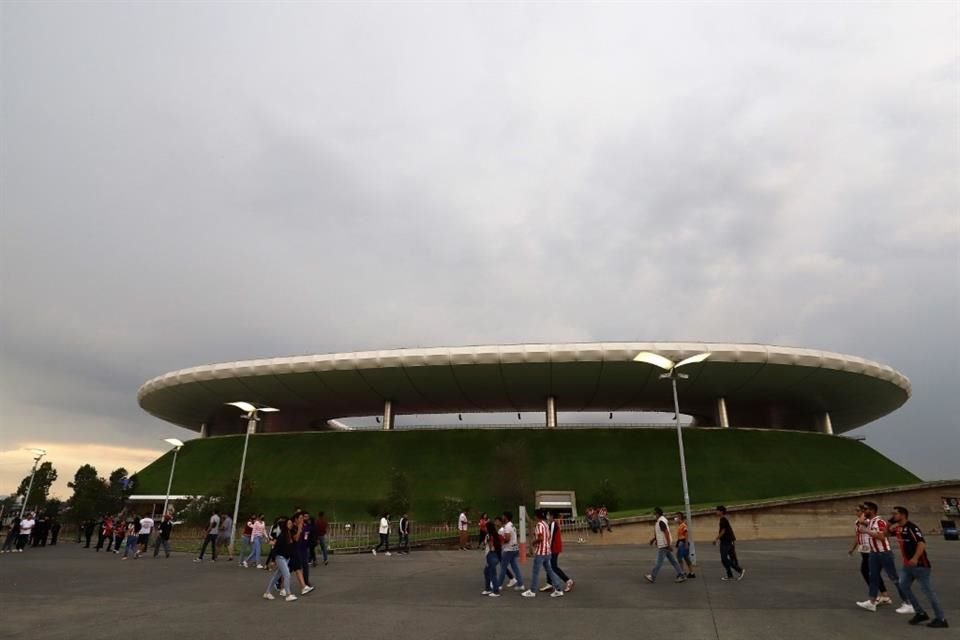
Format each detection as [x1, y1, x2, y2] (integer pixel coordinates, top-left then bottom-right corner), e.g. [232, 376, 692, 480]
[137, 342, 910, 437]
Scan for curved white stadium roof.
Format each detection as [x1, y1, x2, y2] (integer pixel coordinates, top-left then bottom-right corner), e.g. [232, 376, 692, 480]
[138, 342, 911, 435]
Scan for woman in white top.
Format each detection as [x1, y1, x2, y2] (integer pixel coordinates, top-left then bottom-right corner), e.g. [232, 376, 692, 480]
[243, 514, 267, 569]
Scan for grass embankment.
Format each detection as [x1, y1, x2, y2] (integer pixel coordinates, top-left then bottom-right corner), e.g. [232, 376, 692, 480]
[134, 428, 919, 522]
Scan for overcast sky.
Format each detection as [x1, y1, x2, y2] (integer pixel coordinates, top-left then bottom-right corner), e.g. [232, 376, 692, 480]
[1, 2, 957, 498]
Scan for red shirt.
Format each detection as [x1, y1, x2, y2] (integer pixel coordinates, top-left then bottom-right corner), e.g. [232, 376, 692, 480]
[867, 516, 891, 553]
[534, 520, 550, 555]
[549, 520, 563, 554]
[315, 518, 328, 537]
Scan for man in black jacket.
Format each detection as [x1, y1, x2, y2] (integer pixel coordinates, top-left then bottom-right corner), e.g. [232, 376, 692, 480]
[153, 514, 174, 558]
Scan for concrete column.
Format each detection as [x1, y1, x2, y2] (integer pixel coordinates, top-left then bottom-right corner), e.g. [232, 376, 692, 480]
[716, 397, 730, 428]
[382, 400, 395, 431]
[200, 423, 208, 438]
[546, 396, 557, 429]
[819, 411, 834, 435]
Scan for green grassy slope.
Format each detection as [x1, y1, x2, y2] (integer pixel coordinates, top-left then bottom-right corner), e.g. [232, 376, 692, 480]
[134, 428, 920, 521]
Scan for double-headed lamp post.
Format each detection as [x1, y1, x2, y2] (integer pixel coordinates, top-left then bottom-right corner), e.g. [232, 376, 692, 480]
[633, 351, 711, 564]
[161, 438, 185, 518]
[226, 401, 278, 557]
[19, 448, 47, 519]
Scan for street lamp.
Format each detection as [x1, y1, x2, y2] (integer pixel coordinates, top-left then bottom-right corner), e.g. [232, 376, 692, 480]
[161, 438, 185, 518]
[633, 351, 711, 564]
[225, 401, 278, 556]
[19, 448, 47, 519]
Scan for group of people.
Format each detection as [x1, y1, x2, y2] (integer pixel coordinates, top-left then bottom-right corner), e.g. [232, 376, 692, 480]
[256, 509, 331, 601]
[852, 501, 949, 628]
[478, 509, 575, 598]
[0, 512, 61, 552]
[79, 512, 174, 559]
[584, 505, 613, 534]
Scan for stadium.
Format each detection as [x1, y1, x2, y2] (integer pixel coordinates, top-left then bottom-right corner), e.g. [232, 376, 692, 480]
[133, 342, 918, 520]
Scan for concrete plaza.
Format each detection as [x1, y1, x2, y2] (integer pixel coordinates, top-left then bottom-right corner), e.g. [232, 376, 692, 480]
[1, 538, 957, 640]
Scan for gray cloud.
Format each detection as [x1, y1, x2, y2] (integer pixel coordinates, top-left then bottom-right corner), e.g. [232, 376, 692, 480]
[1, 1, 957, 492]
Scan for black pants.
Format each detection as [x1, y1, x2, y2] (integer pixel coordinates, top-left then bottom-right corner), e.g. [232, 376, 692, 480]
[374, 533, 389, 552]
[719, 542, 743, 577]
[113, 535, 123, 552]
[860, 552, 887, 592]
[51, 529, 60, 545]
[198, 533, 218, 559]
[16, 534, 29, 550]
[84, 531, 92, 548]
[398, 533, 409, 553]
[309, 543, 317, 565]
[551, 553, 570, 583]
[95, 532, 106, 551]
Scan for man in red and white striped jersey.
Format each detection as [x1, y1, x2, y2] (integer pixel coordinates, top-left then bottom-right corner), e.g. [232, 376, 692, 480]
[856, 501, 910, 614]
[521, 510, 564, 598]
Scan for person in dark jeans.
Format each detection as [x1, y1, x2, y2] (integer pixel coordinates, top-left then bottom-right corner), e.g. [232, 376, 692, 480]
[891, 506, 949, 628]
[82, 519, 96, 548]
[50, 520, 61, 545]
[314, 512, 329, 565]
[398, 512, 410, 554]
[153, 514, 174, 558]
[195, 512, 220, 562]
[713, 506, 745, 581]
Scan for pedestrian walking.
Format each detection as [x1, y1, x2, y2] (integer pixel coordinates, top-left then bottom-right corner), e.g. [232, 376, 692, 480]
[49, 519, 61, 545]
[522, 510, 564, 598]
[1, 517, 21, 552]
[497, 511, 525, 592]
[121, 520, 138, 559]
[481, 521, 502, 597]
[540, 511, 574, 592]
[195, 511, 220, 562]
[890, 506, 949, 628]
[16, 514, 34, 552]
[95, 516, 109, 552]
[137, 514, 154, 558]
[856, 501, 909, 613]
[477, 512, 489, 549]
[262, 517, 297, 602]
[152, 514, 173, 558]
[713, 506, 745, 581]
[372, 512, 391, 556]
[645, 508, 686, 584]
[295, 512, 314, 593]
[218, 513, 233, 562]
[398, 512, 410, 554]
[82, 519, 95, 548]
[675, 512, 696, 578]
[458, 508, 470, 550]
[243, 514, 267, 568]
[240, 515, 255, 565]
[288, 513, 314, 596]
[849, 505, 890, 604]
[314, 512, 329, 565]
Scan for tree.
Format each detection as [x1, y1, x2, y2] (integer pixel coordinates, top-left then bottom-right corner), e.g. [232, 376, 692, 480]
[45, 498, 63, 519]
[16, 461, 58, 512]
[104, 468, 132, 512]
[67, 464, 108, 523]
[385, 467, 411, 516]
[589, 478, 620, 512]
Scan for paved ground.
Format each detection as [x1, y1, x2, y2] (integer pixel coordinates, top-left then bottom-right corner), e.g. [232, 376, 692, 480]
[1, 538, 957, 640]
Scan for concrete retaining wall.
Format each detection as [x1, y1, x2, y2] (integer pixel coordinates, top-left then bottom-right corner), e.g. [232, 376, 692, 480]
[586, 480, 960, 545]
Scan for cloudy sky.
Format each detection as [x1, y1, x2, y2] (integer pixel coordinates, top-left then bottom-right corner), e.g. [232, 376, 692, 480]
[1, 2, 957, 498]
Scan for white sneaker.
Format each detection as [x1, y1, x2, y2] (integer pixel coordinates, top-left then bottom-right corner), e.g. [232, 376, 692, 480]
[481, 590, 492, 595]
[263, 592, 275, 600]
[279, 590, 287, 597]
[737, 569, 746, 581]
[857, 600, 878, 612]
[539, 584, 553, 592]
[506, 578, 518, 588]
[256, 564, 265, 569]
[371, 549, 377, 556]
[896, 603, 915, 615]
[513, 585, 525, 591]
[550, 590, 564, 598]
[488, 592, 501, 598]
[284, 594, 297, 602]
[302, 586, 315, 595]
[877, 595, 893, 605]
[521, 590, 536, 598]
[385, 552, 391, 556]
[193, 558, 202, 562]
[564, 579, 575, 592]
[242, 561, 248, 568]
[644, 574, 654, 583]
